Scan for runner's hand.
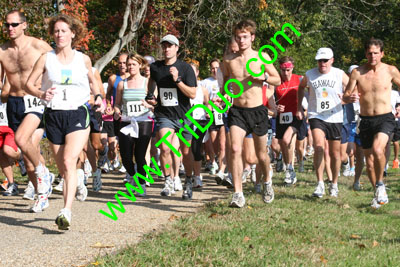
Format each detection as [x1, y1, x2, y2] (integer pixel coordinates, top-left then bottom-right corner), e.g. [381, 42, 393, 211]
[169, 67, 179, 82]
[296, 110, 304, 120]
[105, 105, 114, 116]
[42, 87, 56, 101]
[349, 93, 360, 103]
[94, 97, 105, 113]
[277, 104, 285, 113]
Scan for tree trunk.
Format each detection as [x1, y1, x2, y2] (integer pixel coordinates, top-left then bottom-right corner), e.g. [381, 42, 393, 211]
[57, 0, 65, 12]
[94, 0, 149, 73]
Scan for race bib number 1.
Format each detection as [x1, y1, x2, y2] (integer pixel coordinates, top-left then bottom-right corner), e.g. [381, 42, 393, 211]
[23, 95, 44, 113]
[316, 99, 331, 113]
[160, 88, 178, 107]
[214, 110, 224, 126]
[51, 85, 78, 110]
[279, 112, 293, 124]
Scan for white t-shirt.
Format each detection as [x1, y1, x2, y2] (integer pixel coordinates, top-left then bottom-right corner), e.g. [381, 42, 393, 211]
[201, 77, 220, 100]
[307, 67, 344, 123]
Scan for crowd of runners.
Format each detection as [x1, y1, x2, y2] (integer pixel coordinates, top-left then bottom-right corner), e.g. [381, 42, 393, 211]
[1, 11, 400, 230]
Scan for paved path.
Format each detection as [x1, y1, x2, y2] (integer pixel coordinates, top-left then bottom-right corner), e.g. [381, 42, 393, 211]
[0, 172, 229, 267]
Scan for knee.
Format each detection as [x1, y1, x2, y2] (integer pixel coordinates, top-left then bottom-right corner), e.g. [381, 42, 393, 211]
[314, 145, 324, 155]
[230, 144, 242, 155]
[373, 146, 385, 158]
[160, 144, 171, 155]
[15, 134, 26, 148]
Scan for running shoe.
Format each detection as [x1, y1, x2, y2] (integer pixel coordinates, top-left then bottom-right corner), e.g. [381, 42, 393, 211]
[30, 194, 49, 213]
[298, 160, 305, 173]
[285, 168, 297, 186]
[182, 177, 193, 200]
[146, 181, 151, 187]
[97, 145, 109, 168]
[242, 168, 250, 183]
[215, 171, 225, 185]
[263, 182, 274, 204]
[17, 155, 27, 176]
[353, 181, 362, 191]
[54, 179, 64, 192]
[204, 162, 212, 172]
[251, 167, 257, 183]
[370, 198, 381, 209]
[329, 183, 339, 197]
[276, 154, 284, 172]
[179, 164, 185, 176]
[349, 167, 355, 176]
[37, 168, 52, 195]
[55, 208, 71, 230]
[312, 183, 325, 198]
[193, 175, 203, 188]
[222, 173, 233, 188]
[133, 181, 146, 197]
[284, 169, 292, 184]
[0, 179, 8, 191]
[84, 159, 92, 178]
[119, 165, 127, 173]
[76, 169, 88, 202]
[92, 168, 102, 192]
[209, 161, 219, 175]
[254, 183, 262, 194]
[23, 181, 36, 200]
[393, 159, 399, 169]
[161, 177, 175, 196]
[229, 192, 245, 208]
[375, 184, 389, 205]
[113, 158, 120, 169]
[3, 183, 19, 196]
[123, 173, 132, 183]
[174, 176, 183, 191]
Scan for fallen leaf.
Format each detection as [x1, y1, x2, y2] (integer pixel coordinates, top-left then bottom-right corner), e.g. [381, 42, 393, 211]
[372, 240, 379, 247]
[350, 234, 361, 239]
[320, 255, 328, 264]
[247, 206, 252, 209]
[342, 204, 350, 209]
[243, 236, 251, 242]
[208, 213, 218, 218]
[91, 262, 100, 266]
[357, 243, 366, 249]
[168, 214, 178, 221]
[249, 244, 254, 249]
[90, 242, 115, 248]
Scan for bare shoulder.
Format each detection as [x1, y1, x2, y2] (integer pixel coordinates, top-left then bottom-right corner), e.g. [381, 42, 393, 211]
[82, 53, 92, 64]
[30, 37, 52, 53]
[387, 64, 400, 75]
[223, 52, 239, 62]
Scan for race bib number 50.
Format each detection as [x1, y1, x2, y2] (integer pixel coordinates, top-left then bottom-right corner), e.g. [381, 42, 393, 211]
[160, 88, 178, 107]
[23, 95, 44, 113]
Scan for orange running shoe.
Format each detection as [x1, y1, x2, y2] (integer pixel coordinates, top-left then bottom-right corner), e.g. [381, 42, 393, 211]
[1, 179, 8, 191]
[392, 159, 399, 169]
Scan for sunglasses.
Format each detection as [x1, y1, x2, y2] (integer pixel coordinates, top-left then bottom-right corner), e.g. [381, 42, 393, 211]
[4, 22, 22, 28]
[318, 59, 329, 63]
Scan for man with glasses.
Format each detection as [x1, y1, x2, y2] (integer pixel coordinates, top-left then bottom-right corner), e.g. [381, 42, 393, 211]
[0, 10, 53, 212]
[275, 56, 307, 185]
[296, 48, 349, 198]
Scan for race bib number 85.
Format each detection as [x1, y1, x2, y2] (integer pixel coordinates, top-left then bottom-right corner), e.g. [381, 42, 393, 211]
[316, 99, 331, 113]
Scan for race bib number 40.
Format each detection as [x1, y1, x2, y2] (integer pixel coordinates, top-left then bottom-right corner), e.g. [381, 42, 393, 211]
[160, 88, 178, 107]
[23, 95, 44, 113]
[279, 112, 293, 124]
[126, 101, 148, 117]
[50, 85, 78, 110]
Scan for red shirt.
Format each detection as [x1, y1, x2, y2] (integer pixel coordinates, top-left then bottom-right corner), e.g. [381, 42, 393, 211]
[275, 74, 302, 115]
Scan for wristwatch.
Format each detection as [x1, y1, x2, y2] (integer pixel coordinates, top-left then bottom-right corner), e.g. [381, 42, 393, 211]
[175, 76, 182, 84]
[264, 73, 269, 83]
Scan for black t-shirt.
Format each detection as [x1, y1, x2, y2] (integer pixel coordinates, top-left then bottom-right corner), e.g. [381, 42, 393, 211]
[150, 59, 197, 119]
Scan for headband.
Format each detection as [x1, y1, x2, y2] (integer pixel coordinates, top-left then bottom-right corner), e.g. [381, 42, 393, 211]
[280, 62, 294, 69]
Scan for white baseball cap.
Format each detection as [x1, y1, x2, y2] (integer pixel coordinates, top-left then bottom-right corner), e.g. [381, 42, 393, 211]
[348, 65, 359, 74]
[160, 34, 179, 46]
[315, 48, 334, 60]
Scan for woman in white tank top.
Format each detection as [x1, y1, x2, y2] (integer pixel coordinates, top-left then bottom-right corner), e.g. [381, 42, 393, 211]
[25, 14, 104, 230]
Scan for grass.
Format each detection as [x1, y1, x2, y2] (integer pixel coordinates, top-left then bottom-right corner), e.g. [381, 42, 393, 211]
[90, 158, 400, 267]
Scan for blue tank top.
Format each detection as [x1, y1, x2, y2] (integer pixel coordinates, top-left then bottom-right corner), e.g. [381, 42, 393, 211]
[113, 75, 123, 104]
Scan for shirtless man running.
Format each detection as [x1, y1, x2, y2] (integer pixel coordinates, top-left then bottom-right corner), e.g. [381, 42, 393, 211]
[223, 19, 281, 207]
[343, 38, 400, 208]
[0, 10, 53, 212]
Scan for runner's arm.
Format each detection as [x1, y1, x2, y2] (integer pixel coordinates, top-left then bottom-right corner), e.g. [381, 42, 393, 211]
[113, 81, 124, 120]
[342, 69, 359, 103]
[93, 68, 106, 98]
[106, 75, 115, 103]
[1, 78, 10, 103]
[261, 52, 281, 86]
[25, 53, 48, 99]
[84, 55, 103, 111]
[296, 75, 308, 120]
[391, 66, 400, 89]
[146, 78, 157, 105]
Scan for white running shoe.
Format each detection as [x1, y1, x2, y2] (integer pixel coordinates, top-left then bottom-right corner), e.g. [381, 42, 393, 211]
[37, 168, 52, 195]
[55, 208, 72, 230]
[54, 179, 64, 192]
[229, 192, 245, 208]
[113, 159, 120, 169]
[30, 194, 49, 213]
[76, 169, 88, 201]
[376, 184, 389, 205]
[23, 181, 36, 200]
[215, 171, 225, 185]
[193, 175, 203, 188]
[210, 161, 219, 175]
[284, 169, 292, 184]
[242, 168, 250, 183]
[145, 181, 151, 187]
[92, 168, 102, 192]
[353, 181, 362, 191]
[119, 165, 127, 173]
[312, 183, 325, 198]
[263, 182, 274, 204]
[161, 177, 175, 196]
[173, 176, 183, 191]
[84, 159, 92, 178]
[329, 183, 339, 197]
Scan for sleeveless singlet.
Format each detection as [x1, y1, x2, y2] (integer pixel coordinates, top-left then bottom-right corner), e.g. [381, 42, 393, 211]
[307, 67, 344, 123]
[113, 75, 123, 105]
[121, 78, 152, 122]
[41, 50, 90, 109]
[190, 85, 206, 120]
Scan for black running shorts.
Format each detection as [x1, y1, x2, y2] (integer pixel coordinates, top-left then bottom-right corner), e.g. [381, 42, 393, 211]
[227, 105, 269, 136]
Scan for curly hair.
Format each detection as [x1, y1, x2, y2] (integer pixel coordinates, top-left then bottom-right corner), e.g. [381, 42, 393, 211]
[48, 14, 86, 48]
